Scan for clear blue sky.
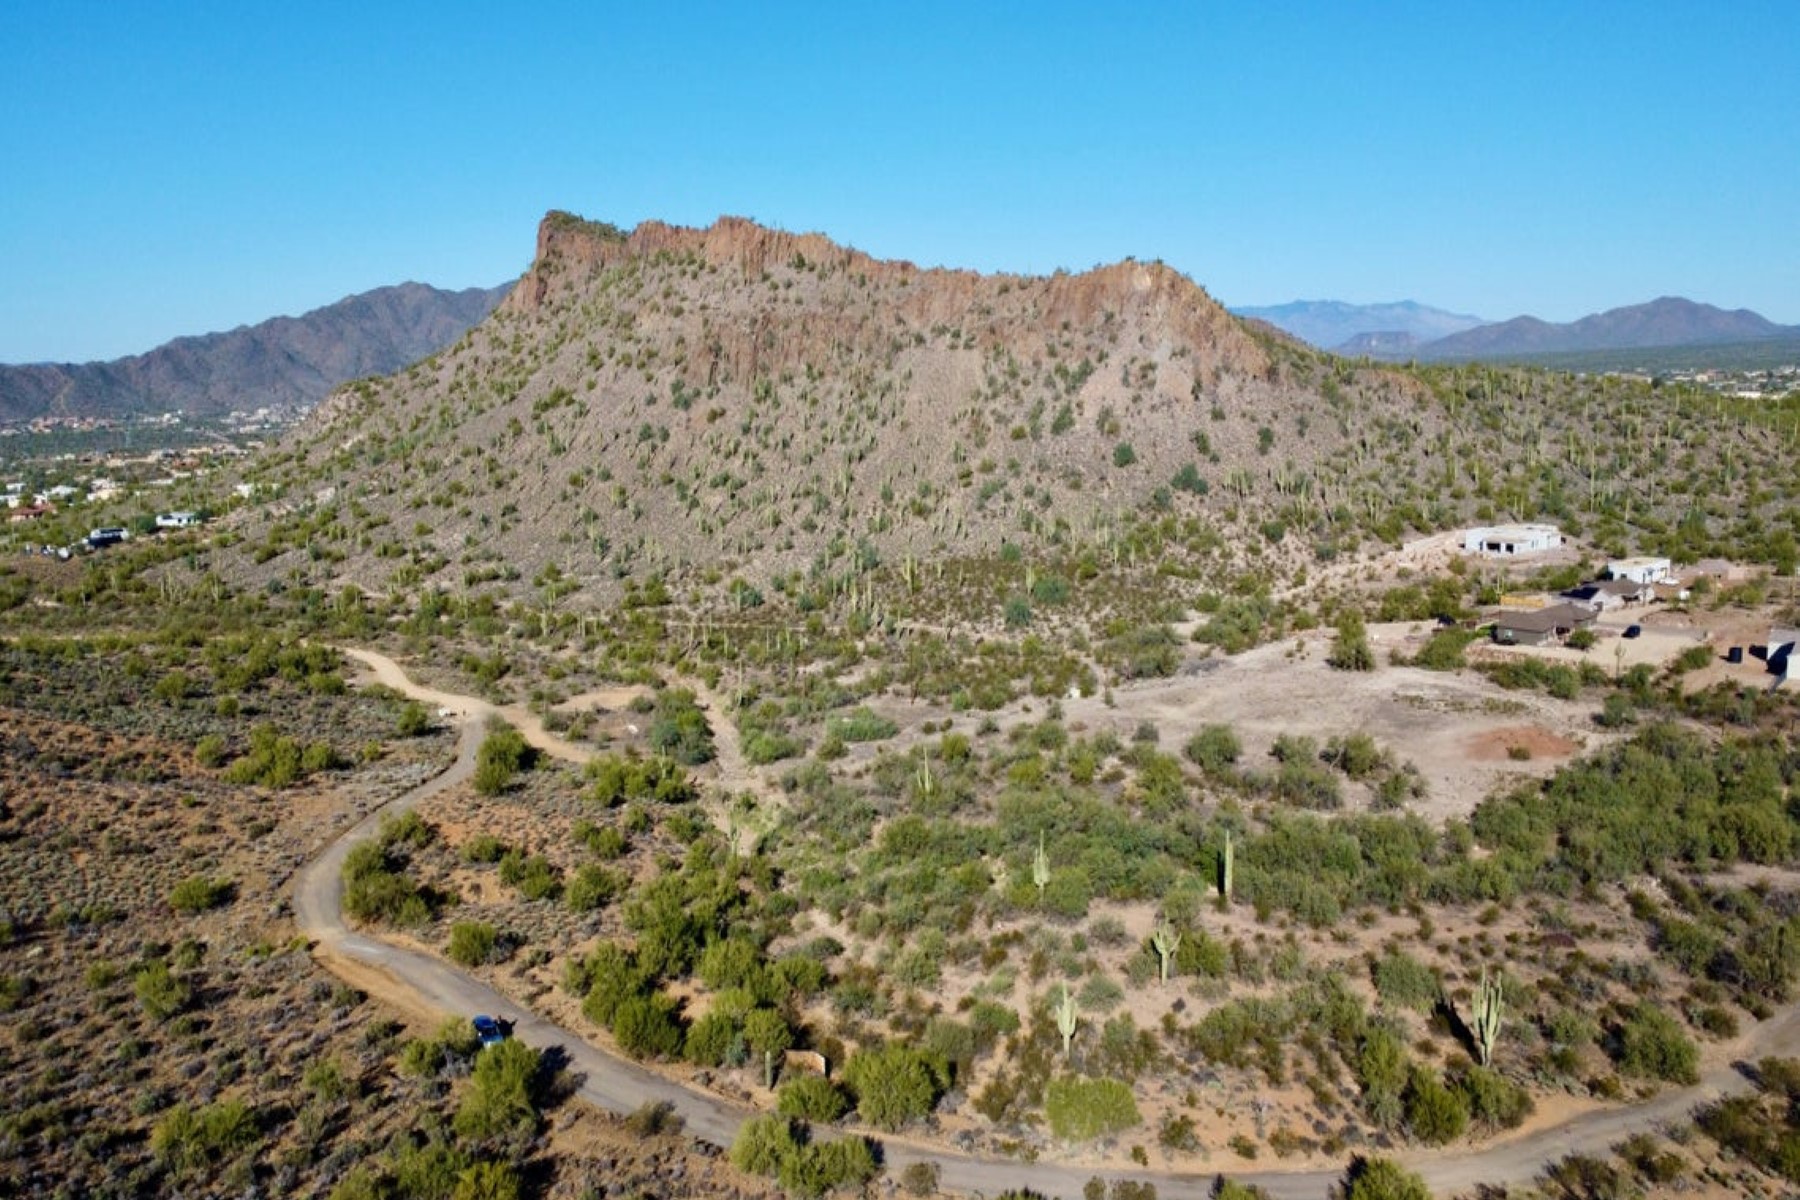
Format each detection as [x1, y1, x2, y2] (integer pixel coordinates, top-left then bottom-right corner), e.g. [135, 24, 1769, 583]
[3, 2, 1797, 362]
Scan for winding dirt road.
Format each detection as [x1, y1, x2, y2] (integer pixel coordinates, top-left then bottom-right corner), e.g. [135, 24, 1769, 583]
[296, 647, 1795, 1199]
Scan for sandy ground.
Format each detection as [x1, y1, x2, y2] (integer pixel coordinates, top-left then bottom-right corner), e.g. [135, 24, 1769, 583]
[1052, 625, 1599, 822]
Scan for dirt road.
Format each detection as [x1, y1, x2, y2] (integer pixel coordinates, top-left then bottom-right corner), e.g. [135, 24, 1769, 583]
[296, 647, 1799, 1199]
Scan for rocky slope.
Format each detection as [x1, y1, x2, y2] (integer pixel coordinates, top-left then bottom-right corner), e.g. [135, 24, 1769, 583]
[237, 211, 1787, 611]
[0, 282, 508, 421]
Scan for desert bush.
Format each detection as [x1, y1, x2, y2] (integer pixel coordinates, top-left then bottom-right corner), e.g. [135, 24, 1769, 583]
[1328, 613, 1375, 671]
[586, 752, 695, 805]
[396, 701, 431, 737]
[1184, 724, 1241, 774]
[827, 707, 899, 742]
[1402, 1065, 1468, 1144]
[1342, 1155, 1431, 1200]
[473, 724, 531, 795]
[222, 723, 336, 787]
[1452, 1063, 1532, 1130]
[460, 834, 509, 864]
[1616, 1001, 1699, 1084]
[1045, 1076, 1141, 1141]
[169, 875, 235, 914]
[453, 1037, 542, 1144]
[497, 851, 561, 902]
[134, 960, 191, 1020]
[447, 921, 500, 967]
[729, 1114, 798, 1177]
[565, 864, 625, 913]
[1372, 950, 1438, 1012]
[843, 1043, 948, 1131]
[778, 1076, 850, 1123]
[650, 689, 715, 765]
[150, 1098, 258, 1176]
[612, 993, 684, 1059]
[194, 733, 228, 768]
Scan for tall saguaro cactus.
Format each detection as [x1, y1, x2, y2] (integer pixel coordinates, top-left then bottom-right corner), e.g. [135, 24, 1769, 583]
[1033, 833, 1051, 904]
[1055, 983, 1079, 1057]
[1151, 922, 1182, 984]
[1471, 969, 1504, 1067]
[1219, 832, 1235, 903]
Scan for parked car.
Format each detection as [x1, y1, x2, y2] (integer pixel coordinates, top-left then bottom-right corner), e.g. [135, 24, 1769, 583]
[472, 1015, 507, 1048]
[1623, 624, 1642, 639]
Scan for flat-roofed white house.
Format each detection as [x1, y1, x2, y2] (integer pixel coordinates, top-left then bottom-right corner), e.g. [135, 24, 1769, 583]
[155, 511, 203, 529]
[1605, 556, 1672, 585]
[1462, 523, 1563, 557]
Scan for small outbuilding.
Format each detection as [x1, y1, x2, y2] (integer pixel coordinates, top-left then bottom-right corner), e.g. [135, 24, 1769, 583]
[1462, 524, 1563, 557]
[1605, 557, 1672, 585]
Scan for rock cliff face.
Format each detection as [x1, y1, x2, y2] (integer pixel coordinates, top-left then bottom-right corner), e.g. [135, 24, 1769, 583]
[270, 210, 1427, 603]
[0, 282, 508, 421]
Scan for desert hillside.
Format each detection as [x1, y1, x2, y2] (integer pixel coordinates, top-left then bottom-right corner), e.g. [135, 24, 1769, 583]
[231, 212, 1794, 621]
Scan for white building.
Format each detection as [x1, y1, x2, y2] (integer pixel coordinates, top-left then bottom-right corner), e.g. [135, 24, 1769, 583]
[155, 511, 203, 529]
[1462, 523, 1563, 557]
[1605, 556, 1672, 585]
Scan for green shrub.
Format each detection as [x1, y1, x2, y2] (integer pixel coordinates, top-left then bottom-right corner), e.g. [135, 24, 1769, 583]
[827, 707, 899, 742]
[566, 865, 625, 913]
[729, 1114, 797, 1177]
[649, 689, 715, 765]
[1372, 951, 1438, 1012]
[474, 724, 531, 795]
[1343, 1156, 1431, 1200]
[134, 960, 191, 1020]
[452, 1037, 541, 1143]
[150, 1098, 258, 1175]
[460, 834, 509, 864]
[778, 1075, 850, 1122]
[843, 1044, 947, 1131]
[1617, 1001, 1699, 1083]
[169, 875, 234, 914]
[1184, 724, 1240, 773]
[612, 993, 684, 1059]
[194, 733, 228, 768]
[586, 752, 695, 805]
[1402, 1065, 1468, 1144]
[396, 701, 431, 737]
[1044, 1076, 1141, 1141]
[447, 921, 500, 967]
[498, 851, 561, 902]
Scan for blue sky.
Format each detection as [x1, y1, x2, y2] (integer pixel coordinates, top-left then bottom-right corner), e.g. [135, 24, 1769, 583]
[3, 2, 1797, 362]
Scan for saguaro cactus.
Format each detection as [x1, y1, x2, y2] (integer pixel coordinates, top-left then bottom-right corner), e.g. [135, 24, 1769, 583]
[1151, 922, 1182, 984]
[1471, 969, 1504, 1067]
[1033, 833, 1051, 904]
[1055, 983, 1079, 1057]
[1219, 832, 1235, 903]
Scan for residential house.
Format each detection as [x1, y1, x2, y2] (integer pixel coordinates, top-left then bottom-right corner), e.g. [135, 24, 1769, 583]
[1462, 524, 1563, 557]
[1605, 557, 1672, 585]
[1492, 602, 1598, 647]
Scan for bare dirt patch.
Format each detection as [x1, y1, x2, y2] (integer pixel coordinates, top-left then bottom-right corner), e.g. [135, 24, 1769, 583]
[1465, 725, 1581, 763]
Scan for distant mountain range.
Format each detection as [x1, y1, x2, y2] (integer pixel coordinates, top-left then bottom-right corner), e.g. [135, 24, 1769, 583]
[0, 282, 509, 423]
[1231, 300, 1486, 352]
[1238, 295, 1800, 365]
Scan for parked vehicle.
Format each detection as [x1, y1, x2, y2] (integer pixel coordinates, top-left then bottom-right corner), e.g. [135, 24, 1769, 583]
[472, 1015, 507, 1047]
[1623, 624, 1642, 639]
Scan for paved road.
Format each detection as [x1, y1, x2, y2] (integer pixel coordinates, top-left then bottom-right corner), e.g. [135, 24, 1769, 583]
[295, 647, 1799, 1199]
